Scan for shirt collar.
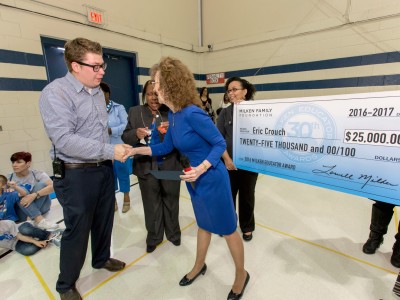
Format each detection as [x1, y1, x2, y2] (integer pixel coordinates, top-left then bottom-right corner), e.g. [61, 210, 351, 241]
[65, 72, 100, 95]
[110, 100, 120, 107]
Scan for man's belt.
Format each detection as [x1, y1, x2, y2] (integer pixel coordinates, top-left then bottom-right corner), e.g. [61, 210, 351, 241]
[64, 160, 111, 170]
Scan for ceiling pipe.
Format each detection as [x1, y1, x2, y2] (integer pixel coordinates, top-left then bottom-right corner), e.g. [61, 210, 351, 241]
[198, 0, 203, 47]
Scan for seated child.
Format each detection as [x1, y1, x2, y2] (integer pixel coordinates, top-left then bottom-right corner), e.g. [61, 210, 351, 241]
[0, 175, 26, 221]
[0, 220, 62, 256]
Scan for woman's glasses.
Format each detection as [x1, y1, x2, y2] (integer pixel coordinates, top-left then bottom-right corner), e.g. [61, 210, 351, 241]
[227, 88, 243, 94]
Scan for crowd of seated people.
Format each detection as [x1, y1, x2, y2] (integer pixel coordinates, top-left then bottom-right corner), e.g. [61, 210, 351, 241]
[0, 173, 62, 256]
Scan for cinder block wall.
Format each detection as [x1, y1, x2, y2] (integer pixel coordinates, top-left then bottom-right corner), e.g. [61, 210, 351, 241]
[1, 0, 400, 175]
[0, 0, 200, 175]
[202, 0, 400, 102]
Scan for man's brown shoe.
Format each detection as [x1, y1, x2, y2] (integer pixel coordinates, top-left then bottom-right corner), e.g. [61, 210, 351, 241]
[59, 287, 82, 300]
[101, 258, 126, 272]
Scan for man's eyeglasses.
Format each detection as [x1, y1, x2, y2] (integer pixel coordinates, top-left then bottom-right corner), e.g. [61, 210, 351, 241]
[75, 61, 107, 72]
[151, 80, 160, 86]
[227, 88, 243, 94]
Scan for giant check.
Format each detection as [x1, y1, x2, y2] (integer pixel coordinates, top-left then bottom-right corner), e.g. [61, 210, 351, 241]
[233, 90, 400, 205]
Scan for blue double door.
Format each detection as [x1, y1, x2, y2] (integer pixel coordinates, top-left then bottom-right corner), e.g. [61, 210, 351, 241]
[41, 37, 139, 111]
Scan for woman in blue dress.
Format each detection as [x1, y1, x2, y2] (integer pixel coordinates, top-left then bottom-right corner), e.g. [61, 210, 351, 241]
[125, 57, 249, 300]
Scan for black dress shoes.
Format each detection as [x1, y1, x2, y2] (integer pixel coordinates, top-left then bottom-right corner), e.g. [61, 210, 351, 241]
[179, 264, 207, 286]
[242, 232, 253, 241]
[146, 244, 157, 253]
[59, 287, 82, 300]
[227, 272, 250, 300]
[172, 238, 181, 246]
[147, 241, 163, 253]
[101, 258, 126, 272]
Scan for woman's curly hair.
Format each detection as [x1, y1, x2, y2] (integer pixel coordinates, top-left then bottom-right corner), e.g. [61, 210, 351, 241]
[150, 57, 201, 111]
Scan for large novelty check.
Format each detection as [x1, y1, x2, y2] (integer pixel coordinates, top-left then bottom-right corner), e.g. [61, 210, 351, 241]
[233, 90, 400, 205]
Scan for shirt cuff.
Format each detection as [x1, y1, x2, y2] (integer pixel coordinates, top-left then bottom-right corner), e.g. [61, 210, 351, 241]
[104, 144, 115, 160]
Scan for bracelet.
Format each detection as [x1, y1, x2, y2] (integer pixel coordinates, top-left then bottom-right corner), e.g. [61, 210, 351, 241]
[201, 162, 208, 171]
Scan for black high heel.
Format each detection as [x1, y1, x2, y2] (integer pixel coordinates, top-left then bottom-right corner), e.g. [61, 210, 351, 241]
[179, 264, 207, 286]
[227, 272, 250, 300]
[242, 232, 253, 241]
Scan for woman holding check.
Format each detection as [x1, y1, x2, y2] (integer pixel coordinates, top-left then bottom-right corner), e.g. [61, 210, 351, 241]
[217, 77, 259, 242]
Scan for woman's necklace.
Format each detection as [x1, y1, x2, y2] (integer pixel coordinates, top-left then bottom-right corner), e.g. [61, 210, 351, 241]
[140, 106, 163, 128]
[106, 100, 113, 113]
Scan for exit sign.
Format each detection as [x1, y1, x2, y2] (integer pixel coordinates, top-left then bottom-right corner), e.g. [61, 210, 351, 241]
[85, 6, 105, 26]
[89, 11, 103, 25]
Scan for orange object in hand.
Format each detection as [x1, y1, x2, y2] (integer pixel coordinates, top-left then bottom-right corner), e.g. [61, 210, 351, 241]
[158, 125, 167, 134]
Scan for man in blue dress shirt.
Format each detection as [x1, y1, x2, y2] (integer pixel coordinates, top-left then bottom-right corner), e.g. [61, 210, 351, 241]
[39, 37, 131, 300]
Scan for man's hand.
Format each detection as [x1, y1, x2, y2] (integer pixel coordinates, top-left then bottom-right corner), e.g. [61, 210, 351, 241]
[121, 146, 151, 161]
[114, 144, 132, 162]
[122, 148, 137, 161]
[20, 194, 36, 207]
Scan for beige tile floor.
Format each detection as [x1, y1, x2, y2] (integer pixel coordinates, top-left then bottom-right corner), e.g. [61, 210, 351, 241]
[1, 174, 399, 299]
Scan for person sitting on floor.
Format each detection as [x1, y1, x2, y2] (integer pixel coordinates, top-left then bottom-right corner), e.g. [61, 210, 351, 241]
[0, 219, 62, 256]
[7, 151, 58, 230]
[0, 174, 27, 221]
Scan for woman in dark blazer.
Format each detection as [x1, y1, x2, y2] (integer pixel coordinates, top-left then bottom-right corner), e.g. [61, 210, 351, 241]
[217, 77, 259, 242]
[122, 80, 181, 253]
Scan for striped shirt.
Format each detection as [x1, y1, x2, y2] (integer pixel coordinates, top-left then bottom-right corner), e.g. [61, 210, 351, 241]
[39, 72, 115, 163]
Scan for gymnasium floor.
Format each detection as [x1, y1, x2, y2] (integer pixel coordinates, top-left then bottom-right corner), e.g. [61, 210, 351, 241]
[1, 174, 399, 299]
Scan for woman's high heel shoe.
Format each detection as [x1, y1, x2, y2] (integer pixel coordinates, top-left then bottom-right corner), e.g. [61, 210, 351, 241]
[227, 272, 250, 300]
[242, 232, 253, 241]
[179, 264, 207, 286]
